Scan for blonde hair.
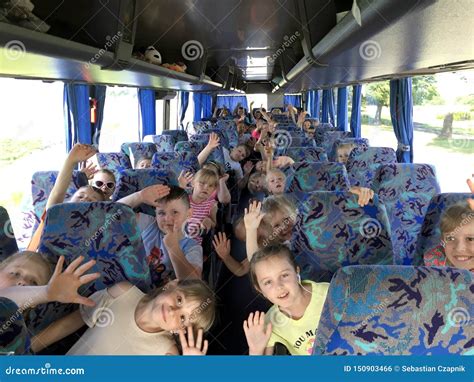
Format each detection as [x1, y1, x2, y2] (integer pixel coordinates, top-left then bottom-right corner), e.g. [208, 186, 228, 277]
[143, 279, 216, 331]
[262, 195, 297, 224]
[0, 251, 53, 285]
[194, 168, 219, 188]
[265, 168, 286, 181]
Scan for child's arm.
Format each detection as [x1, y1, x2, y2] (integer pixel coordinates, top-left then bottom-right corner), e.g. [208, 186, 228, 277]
[197, 133, 220, 167]
[117, 184, 170, 209]
[0, 256, 100, 310]
[216, 174, 231, 205]
[46, 144, 97, 210]
[163, 224, 202, 280]
[31, 310, 85, 353]
[260, 105, 271, 122]
[201, 204, 218, 232]
[244, 201, 265, 261]
[243, 311, 274, 355]
[213, 232, 249, 277]
[238, 161, 254, 190]
[467, 175, 474, 210]
[349, 186, 375, 207]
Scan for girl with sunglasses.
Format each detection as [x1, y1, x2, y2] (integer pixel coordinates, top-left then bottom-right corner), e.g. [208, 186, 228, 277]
[91, 169, 116, 200]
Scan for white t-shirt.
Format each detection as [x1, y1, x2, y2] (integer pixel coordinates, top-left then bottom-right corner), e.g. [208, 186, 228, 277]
[223, 147, 243, 180]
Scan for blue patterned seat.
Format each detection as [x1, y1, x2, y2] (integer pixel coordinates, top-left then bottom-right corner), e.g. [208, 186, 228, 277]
[372, 164, 440, 265]
[287, 162, 350, 193]
[150, 135, 176, 152]
[175, 141, 206, 155]
[284, 147, 328, 162]
[320, 131, 353, 156]
[346, 147, 397, 187]
[291, 192, 393, 282]
[120, 142, 157, 165]
[219, 126, 239, 148]
[414, 193, 474, 266]
[96, 152, 132, 176]
[314, 125, 336, 146]
[329, 138, 370, 162]
[160, 130, 188, 142]
[151, 152, 199, 178]
[31, 171, 89, 226]
[312, 265, 473, 355]
[0, 206, 18, 260]
[29, 202, 151, 333]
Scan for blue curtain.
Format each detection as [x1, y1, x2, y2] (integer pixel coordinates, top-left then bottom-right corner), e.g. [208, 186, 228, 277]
[321, 89, 335, 125]
[216, 95, 248, 112]
[179, 91, 189, 128]
[350, 85, 362, 138]
[63, 83, 91, 151]
[138, 89, 156, 139]
[91, 85, 106, 147]
[193, 93, 213, 121]
[390, 78, 414, 163]
[283, 94, 302, 109]
[336, 87, 348, 131]
[305, 90, 320, 120]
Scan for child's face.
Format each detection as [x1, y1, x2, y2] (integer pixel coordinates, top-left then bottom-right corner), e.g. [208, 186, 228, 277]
[443, 221, 474, 272]
[92, 172, 116, 199]
[137, 159, 152, 169]
[230, 146, 248, 162]
[150, 287, 202, 332]
[336, 146, 353, 164]
[155, 199, 192, 234]
[266, 172, 286, 195]
[267, 209, 295, 241]
[0, 258, 49, 289]
[255, 161, 266, 173]
[249, 176, 265, 193]
[192, 179, 217, 202]
[254, 255, 300, 309]
[303, 120, 312, 130]
[70, 186, 103, 203]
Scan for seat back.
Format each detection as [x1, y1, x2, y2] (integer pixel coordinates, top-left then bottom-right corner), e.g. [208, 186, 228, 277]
[313, 265, 473, 355]
[285, 147, 328, 162]
[346, 147, 397, 187]
[150, 135, 176, 152]
[160, 130, 188, 142]
[31, 171, 89, 222]
[373, 164, 440, 265]
[151, 152, 199, 178]
[30, 202, 151, 332]
[96, 152, 132, 176]
[0, 206, 18, 260]
[329, 138, 370, 162]
[120, 142, 157, 165]
[414, 193, 474, 265]
[320, 131, 353, 156]
[291, 192, 393, 282]
[288, 162, 350, 192]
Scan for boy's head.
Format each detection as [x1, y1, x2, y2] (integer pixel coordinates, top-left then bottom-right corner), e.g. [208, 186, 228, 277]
[0, 251, 53, 289]
[248, 172, 266, 194]
[192, 169, 219, 202]
[136, 156, 152, 169]
[92, 169, 116, 199]
[155, 186, 192, 235]
[144, 279, 216, 332]
[71, 185, 106, 203]
[440, 202, 474, 272]
[336, 143, 356, 164]
[266, 168, 286, 195]
[230, 144, 250, 162]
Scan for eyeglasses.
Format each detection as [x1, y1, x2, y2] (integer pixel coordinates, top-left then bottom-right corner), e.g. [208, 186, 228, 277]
[93, 180, 115, 190]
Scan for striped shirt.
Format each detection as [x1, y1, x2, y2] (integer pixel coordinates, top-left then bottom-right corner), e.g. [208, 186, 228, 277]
[189, 195, 217, 244]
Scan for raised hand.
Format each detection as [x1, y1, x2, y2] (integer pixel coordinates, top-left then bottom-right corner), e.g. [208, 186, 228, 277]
[139, 184, 171, 207]
[46, 256, 101, 307]
[68, 144, 97, 165]
[178, 170, 194, 190]
[212, 232, 231, 260]
[467, 174, 474, 210]
[80, 161, 98, 180]
[244, 201, 265, 231]
[243, 161, 254, 175]
[243, 311, 272, 355]
[219, 173, 230, 183]
[179, 327, 209, 355]
[163, 223, 183, 252]
[200, 217, 214, 233]
[350, 186, 375, 207]
[206, 133, 220, 150]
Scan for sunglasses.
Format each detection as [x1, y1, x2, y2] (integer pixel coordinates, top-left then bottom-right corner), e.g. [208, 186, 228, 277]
[93, 180, 115, 190]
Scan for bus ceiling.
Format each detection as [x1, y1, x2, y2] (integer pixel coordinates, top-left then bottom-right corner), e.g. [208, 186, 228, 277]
[0, 0, 473, 93]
